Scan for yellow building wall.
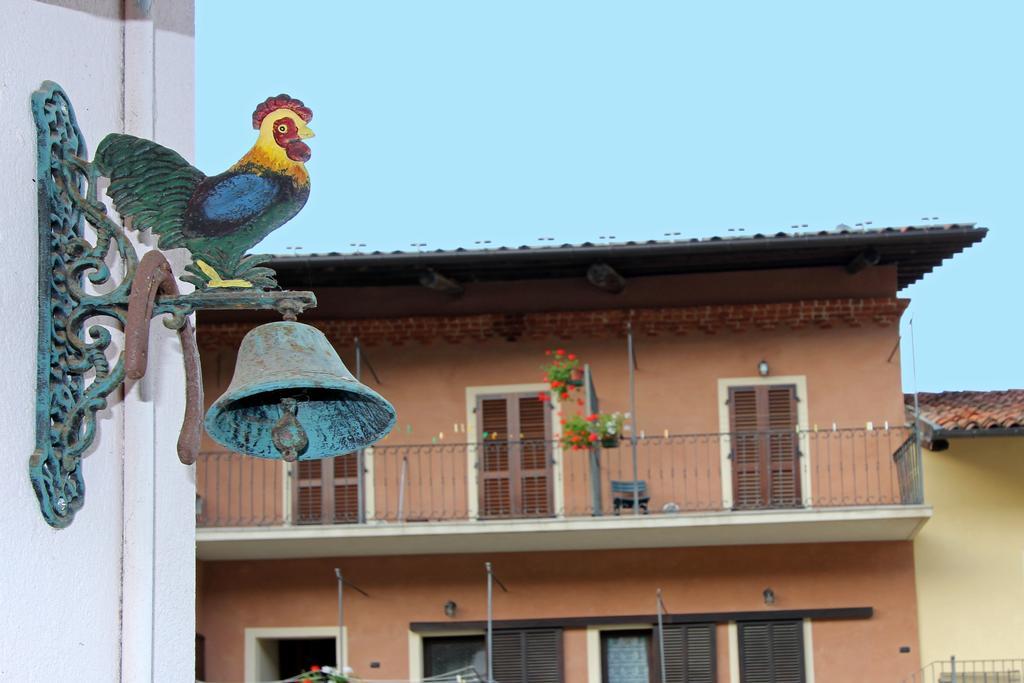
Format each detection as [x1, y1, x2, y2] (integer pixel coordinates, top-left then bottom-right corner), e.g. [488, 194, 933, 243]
[914, 436, 1024, 665]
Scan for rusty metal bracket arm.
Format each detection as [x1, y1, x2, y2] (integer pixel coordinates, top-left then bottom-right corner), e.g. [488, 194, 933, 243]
[126, 251, 204, 465]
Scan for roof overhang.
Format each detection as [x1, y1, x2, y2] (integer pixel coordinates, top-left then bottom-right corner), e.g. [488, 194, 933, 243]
[267, 224, 985, 291]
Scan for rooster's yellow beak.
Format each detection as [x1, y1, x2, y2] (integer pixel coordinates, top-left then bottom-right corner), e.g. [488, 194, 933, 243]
[298, 126, 315, 139]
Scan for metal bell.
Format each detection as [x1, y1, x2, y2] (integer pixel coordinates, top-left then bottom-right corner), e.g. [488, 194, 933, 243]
[204, 321, 396, 461]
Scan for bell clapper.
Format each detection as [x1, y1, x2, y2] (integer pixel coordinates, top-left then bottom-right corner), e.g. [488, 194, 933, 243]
[271, 397, 309, 462]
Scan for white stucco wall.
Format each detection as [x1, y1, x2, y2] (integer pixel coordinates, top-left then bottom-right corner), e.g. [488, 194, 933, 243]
[0, 1, 196, 680]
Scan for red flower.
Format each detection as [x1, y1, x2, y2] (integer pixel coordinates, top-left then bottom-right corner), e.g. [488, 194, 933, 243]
[588, 433, 599, 442]
[551, 380, 562, 388]
[311, 665, 321, 672]
[538, 392, 550, 402]
[568, 353, 576, 360]
[556, 348, 566, 356]
[560, 392, 569, 400]
[588, 414, 599, 421]
[545, 349, 552, 356]
[559, 418, 567, 425]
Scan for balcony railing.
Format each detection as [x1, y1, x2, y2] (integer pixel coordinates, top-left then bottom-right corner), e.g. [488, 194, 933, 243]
[196, 427, 922, 528]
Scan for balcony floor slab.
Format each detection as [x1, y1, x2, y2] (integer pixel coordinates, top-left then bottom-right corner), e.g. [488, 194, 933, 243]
[196, 505, 932, 561]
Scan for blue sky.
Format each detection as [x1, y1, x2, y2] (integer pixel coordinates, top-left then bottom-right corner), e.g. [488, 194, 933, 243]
[197, 1, 1022, 392]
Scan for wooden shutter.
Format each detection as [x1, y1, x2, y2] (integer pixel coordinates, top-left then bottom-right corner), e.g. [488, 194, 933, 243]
[518, 396, 552, 516]
[478, 394, 553, 518]
[730, 387, 763, 509]
[660, 624, 715, 683]
[294, 455, 360, 524]
[333, 454, 360, 523]
[729, 385, 800, 509]
[295, 459, 324, 524]
[738, 621, 805, 683]
[492, 629, 562, 683]
[765, 386, 800, 507]
[480, 397, 513, 517]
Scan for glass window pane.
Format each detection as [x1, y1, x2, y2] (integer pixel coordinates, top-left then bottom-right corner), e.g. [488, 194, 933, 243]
[424, 636, 486, 678]
[605, 634, 650, 683]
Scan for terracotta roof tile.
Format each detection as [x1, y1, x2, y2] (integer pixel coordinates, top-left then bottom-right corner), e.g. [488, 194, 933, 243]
[907, 390, 1024, 431]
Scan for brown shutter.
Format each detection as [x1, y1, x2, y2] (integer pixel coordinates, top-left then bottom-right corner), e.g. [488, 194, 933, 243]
[518, 396, 552, 516]
[730, 387, 763, 509]
[480, 397, 513, 517]
[766, 386, 800, 507]
[730, 385, 800, 509]
[295, 459, 323, 524]
[492, 629, 562, 683]
[738, 621, 805, 683]
[333, 454, 360, 523]
[660, 624, 715, 683]
[295, 455, 360, 524]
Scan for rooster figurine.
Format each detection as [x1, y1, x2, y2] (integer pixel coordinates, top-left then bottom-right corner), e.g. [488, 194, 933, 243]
[94, 94, 314, 289]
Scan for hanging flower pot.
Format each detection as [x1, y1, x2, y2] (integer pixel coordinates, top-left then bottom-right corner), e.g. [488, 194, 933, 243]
[596, 412, 625, 448]
[541, 349, 583, 400]
[560, 415, 594, 451]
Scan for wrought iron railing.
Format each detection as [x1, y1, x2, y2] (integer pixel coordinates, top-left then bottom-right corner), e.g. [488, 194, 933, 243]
[903, 658, 1024, 683]
[195, 427, 922, 528]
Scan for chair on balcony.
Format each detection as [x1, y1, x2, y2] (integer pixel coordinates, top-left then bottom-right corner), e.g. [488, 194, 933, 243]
[611, 480, 650, 515]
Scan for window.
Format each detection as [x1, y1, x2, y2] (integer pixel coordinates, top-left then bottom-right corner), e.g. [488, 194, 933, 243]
[600, 625, 715, 683]
[738, 621, 805, 683]
[423, 636, 486, 678]
[729, 385, 801, 509]
[424, 630, 563, 683]
[294, 454, 360, 524]
[492, 629, 563, 683]
[477, 393, 553, 517]
[277, 638, 336, 680]
[602, 631, 653, 683]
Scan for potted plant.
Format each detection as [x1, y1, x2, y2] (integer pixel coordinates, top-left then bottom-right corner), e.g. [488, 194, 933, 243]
[298, 665, 348, 682]
[541, 348, 582, 401]
[594, 412, 625, 448]
[560, 414, 597, 451]
[560, 413, 627, 450]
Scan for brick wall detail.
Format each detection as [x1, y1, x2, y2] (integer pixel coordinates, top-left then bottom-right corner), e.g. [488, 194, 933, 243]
[198, 297, 909, 350]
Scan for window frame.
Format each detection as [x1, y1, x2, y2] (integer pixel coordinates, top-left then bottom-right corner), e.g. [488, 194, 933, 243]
[465, 383, 564, 519]
[716, 376, 811, 509]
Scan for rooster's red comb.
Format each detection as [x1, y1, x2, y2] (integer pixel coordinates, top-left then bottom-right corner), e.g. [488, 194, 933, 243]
[252, 94, 313, 129]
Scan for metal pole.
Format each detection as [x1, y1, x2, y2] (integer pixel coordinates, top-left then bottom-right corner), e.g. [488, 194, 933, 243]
[355, 339, 366, 524]
[335, 568, 345, 672]
[397, 456, 408, 521]
[656, 589, 667, 683]
[628, 323, 640, 515]
[585, 363, 602, 515]
[950, 655, 956, 683]
[486, 562, 494, 683]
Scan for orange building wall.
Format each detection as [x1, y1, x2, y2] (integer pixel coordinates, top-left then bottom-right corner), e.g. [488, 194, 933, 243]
[197, 541, 920, 682]
[201, 319, 906, 445]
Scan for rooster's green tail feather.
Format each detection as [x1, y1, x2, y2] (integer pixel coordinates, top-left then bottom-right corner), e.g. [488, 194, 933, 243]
[94, 134, 205, 250]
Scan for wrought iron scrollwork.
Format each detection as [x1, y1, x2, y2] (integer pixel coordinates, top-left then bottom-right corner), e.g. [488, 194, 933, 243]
[30, 82, 316, 527]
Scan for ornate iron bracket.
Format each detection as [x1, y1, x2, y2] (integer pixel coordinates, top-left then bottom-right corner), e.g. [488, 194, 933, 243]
[30, 81, 317, 528]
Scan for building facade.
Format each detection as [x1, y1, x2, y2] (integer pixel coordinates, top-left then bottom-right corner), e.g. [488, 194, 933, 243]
[910, 391, 1024, 671]
[195, 226, 983, 682]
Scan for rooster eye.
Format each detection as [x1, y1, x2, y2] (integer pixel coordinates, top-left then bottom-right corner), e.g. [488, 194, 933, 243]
[277, 124, 288, 133]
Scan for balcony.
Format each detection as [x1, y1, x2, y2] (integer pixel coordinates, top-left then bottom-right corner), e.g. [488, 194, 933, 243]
[195, 427, 930, 560]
